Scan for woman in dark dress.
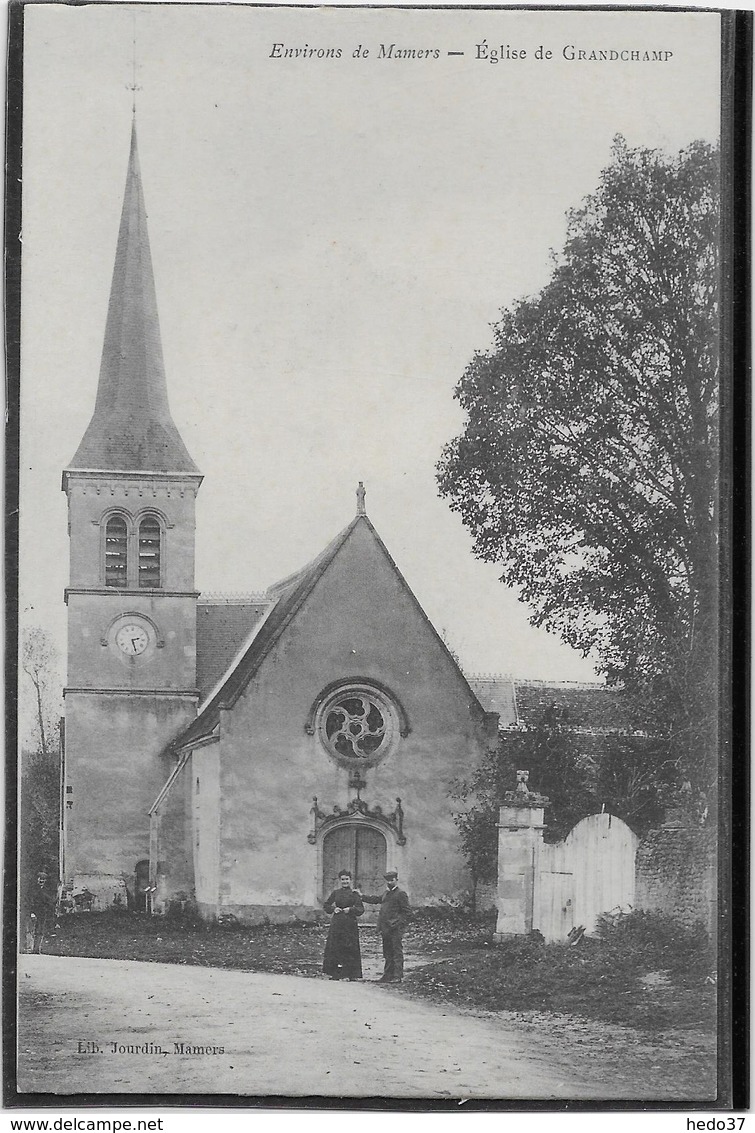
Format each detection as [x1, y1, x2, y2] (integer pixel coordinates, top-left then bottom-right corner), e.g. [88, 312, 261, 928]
[323, 870, 364, 980]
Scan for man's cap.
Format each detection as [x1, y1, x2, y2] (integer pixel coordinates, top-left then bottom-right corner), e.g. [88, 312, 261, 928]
[384, 870, 398, 880]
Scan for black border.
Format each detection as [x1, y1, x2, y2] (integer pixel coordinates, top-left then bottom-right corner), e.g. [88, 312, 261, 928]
[5, 0, 24, 1112]
[723, 2, 751, 1115]
[4, 1, 750, 1112]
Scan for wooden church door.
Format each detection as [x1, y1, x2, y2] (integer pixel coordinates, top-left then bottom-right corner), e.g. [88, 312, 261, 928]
[322, 825, 387, 899]
[354, 827, 387, 897]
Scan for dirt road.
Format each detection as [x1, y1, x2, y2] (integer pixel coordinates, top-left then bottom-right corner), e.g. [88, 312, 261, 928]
[17, 954, 612, 1100]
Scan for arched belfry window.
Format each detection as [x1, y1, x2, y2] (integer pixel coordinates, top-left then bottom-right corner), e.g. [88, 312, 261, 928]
[104, 515, 128, 588]
[138, 516, 162, 588]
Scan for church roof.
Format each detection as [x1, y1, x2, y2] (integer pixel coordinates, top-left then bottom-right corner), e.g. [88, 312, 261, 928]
[196, 597, 271, 701]
[197, 598, 270, 702]
[176, 509, 489, 751]
[66, 121, 199, 475]
[177, 518, 361, 747]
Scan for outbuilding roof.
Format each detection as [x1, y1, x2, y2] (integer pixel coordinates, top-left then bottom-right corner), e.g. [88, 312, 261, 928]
[513, 679, 638, 732]
[466, 675, 639, 734]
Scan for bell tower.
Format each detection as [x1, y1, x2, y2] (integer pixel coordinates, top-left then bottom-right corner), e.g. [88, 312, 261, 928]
[61, 121, 202, 906]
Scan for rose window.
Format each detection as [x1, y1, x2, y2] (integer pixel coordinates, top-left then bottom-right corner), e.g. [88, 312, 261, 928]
[316, 684, 400, 769]
[325, 696, 387, 760]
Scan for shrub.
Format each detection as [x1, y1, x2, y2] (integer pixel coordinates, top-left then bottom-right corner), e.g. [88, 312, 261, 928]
[594, 909, 715, 981]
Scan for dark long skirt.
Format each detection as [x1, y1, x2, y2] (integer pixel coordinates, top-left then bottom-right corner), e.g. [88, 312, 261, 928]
[323, 914, 363, 979]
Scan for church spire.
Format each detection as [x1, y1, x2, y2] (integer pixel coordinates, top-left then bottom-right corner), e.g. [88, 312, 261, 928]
[67, 121, 199, 474]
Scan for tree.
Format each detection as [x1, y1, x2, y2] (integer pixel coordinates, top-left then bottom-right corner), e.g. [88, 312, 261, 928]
[437, 137, 720, 805]
[453, 715, 669, 898]
[21, 627, 60, 759]
[453, 720, 594, 896]
[20, 628, 62, 929]
[452, 731, 527, 893]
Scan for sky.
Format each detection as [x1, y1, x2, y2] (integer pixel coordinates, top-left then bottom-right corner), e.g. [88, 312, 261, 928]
[18, 4, 722, 701]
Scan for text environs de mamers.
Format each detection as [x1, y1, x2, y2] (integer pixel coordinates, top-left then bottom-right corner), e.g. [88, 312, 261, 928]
[269, 43, 440, 59]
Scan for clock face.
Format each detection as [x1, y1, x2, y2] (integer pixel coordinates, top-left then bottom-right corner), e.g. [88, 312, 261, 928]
[115, 623, 150, 656]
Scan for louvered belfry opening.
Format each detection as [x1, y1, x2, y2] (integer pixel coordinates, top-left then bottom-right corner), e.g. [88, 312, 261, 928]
[138, 517, 161, 588]
[104, 515, 128, 587]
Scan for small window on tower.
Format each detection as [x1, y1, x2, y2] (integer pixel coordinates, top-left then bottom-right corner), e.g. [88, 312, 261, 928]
[138, 517, 161, 588]
[104, 516, 128, 588]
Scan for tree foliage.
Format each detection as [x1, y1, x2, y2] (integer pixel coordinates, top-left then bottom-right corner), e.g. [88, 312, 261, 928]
[453, 714, 669, 889]
[20, 628, 62, 917]
[21, 626, 61, 758]
[438, 137, 720, 799]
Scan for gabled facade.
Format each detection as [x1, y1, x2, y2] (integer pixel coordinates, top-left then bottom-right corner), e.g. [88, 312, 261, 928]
[150, 512, 499, 920]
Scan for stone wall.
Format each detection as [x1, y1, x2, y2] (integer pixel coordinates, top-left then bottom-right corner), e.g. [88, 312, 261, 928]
[64, 470, 199, 903]
[474, 880, 497, 913]
[64, 692, 194, 888]
[635, 823, 717, 935]
[151, 757, 195, 914]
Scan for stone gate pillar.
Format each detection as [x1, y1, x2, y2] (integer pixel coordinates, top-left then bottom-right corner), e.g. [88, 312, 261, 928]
[493, 771, 549, 941]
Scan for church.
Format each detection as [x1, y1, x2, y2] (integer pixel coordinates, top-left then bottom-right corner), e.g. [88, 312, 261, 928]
[61, 123, 508, 921]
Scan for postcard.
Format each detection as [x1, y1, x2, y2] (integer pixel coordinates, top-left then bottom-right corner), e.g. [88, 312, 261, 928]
[10, 1, 739, 1108]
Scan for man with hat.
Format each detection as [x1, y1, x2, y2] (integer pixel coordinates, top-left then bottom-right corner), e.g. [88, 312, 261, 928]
[359, 870, 411, 983]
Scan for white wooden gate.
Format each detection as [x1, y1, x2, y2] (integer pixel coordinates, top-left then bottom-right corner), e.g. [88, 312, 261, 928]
[534, 813, 638, 943]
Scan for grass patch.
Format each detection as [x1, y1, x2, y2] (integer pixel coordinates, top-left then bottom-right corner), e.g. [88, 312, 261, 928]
[40, 908, 715, 1034]
[44, 910, 329, 977]
[403, 912, 717, 1032]
[405, 907, 497, 953]
[41, 907, 493, 976]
